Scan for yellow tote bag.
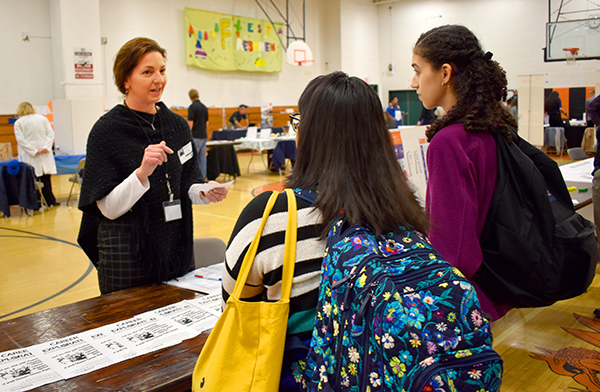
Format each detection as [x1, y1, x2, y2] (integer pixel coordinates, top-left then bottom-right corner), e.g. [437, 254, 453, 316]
[192, 189, 297, 392]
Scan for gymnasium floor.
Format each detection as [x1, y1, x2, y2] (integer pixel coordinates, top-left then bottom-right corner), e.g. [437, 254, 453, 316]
[2, 152, 600, 391]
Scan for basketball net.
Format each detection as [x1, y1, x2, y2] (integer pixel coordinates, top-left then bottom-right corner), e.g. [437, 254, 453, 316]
[563, 47, 579, 65]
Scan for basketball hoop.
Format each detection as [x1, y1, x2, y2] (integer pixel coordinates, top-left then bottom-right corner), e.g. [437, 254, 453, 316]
[286, 41, 314, 67]
[563, 47, 579, 64]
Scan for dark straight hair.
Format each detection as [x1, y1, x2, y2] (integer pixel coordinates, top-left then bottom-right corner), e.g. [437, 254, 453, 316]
[286, 71, 429, 238]
[413, 25, 517, 142]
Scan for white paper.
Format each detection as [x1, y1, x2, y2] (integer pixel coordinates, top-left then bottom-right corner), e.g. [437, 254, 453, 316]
[165, 263, 224, 294]
[105, 313, 195, 355]
[246, 126, 258, 139]
[195, 180, 235, 194]
[260, 127, 272, 138]
[150, 301, 218, 334]
[78, 325, 138, 363]
[0, 348, 62, 392]
[187, 293, 223, 318]
[27, 335, 114, 379]
[559, 157, 594, 183]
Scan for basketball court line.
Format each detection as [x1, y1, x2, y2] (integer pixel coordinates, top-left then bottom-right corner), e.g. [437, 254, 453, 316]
[0, 227, 95, 320]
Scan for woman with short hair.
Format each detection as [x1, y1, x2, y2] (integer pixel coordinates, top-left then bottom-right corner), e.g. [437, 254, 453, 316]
[78, 37, 227, 294]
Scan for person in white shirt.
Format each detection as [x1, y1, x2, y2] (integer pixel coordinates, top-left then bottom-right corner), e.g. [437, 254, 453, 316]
[13, 102, 59, 207]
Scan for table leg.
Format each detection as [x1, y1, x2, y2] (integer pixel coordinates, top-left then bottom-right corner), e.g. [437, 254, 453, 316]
[246, 150, 269, 173]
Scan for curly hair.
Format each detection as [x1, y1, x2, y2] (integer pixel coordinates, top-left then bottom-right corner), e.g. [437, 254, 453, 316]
[414, 25, 516, 142]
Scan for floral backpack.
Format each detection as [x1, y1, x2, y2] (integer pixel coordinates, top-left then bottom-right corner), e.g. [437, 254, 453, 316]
[300, 208, 503, 392]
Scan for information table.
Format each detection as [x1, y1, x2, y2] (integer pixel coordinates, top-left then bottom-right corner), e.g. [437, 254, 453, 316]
[0, 284, 210, 392]
[560, 157, 594, 209]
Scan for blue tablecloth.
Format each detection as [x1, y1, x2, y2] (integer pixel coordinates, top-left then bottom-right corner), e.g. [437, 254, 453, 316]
[1, 155, 86, 175]
[270, 140, 296, 171]
[211, 128, 284, 141]
[211, 129, 247, 141]
[54, 155, 86, 175]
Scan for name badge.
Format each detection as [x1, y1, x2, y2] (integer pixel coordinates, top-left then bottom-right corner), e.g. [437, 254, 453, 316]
[178, 142, 194, 165]
[163, 200, 182, 222]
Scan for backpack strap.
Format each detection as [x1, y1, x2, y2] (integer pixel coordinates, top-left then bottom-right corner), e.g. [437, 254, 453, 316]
[292, 188, 318, 204]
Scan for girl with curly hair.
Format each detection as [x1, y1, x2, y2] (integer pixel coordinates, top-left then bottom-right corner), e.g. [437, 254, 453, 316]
[410, 25, 516, 320]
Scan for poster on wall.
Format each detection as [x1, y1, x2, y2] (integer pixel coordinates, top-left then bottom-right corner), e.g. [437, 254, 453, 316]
[74, 48, 94, 80]
[184, 8, 284, 73]
[389, 126, 429, 205]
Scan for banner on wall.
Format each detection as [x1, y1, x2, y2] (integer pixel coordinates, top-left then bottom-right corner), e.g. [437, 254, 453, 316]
[185, 8, 284, 73]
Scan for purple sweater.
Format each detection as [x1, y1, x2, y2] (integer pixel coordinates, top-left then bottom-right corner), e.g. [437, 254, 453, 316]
[426, 123, 512, 321]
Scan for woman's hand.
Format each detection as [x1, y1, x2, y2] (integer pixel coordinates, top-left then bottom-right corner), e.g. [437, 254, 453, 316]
[136, 141, 173, 184]
[200, 181, 228, 203]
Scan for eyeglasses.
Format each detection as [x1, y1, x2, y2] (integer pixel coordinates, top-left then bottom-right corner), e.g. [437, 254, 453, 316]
[289, 113, 300, 133]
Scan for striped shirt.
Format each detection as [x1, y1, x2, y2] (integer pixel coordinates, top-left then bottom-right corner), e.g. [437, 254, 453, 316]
[222, 191, 325, 339]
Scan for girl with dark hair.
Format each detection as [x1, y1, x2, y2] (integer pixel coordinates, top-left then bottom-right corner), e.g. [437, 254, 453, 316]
[410, 25, 515, 320]
[223, 71, 428, 390]
[545, 90, 568, 127]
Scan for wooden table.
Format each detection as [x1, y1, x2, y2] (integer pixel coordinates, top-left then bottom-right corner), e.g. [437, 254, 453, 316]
[0, 284, 208, 391]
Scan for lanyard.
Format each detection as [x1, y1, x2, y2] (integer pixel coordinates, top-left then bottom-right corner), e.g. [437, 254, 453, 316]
[124, 102, 174, 202]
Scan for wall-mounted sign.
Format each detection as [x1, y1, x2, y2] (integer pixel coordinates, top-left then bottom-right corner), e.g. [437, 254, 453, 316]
[74, 48, 93, 80]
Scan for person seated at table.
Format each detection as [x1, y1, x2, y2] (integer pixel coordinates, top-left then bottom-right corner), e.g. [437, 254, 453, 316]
[77, 37, 228, 295]
[222, 71, 429, 391]
[227, 104, 248, 129]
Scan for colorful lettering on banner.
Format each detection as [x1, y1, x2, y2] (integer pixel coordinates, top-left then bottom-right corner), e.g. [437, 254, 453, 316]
[237, 39, 277, 54]
[185, 7, 283, 73]
[220, 19, 231, 49]
[234, 19, 242, 37]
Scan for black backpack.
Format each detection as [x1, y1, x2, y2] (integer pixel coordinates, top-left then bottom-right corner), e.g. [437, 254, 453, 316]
[473, 127, 597, 308]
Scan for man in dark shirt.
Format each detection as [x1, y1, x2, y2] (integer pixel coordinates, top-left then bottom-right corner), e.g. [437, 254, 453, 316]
[227, 104, 248, 129]
[188, 89, 209, 179]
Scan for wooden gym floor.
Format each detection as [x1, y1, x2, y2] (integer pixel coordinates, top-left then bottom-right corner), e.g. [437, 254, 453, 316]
[2, 151, 600, 391]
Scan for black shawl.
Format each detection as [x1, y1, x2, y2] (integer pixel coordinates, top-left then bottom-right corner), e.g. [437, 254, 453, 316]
[77, 102, 203, 281]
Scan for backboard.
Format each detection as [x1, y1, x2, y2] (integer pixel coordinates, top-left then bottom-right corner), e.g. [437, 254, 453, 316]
[545, 19, 600, 61]
[286, 41, 314, 66]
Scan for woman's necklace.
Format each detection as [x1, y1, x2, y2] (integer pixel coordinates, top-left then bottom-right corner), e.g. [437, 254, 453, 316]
[124, 100, 157, 130]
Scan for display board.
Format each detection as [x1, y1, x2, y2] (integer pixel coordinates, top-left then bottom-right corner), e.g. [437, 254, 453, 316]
[390, 126, 429, 205]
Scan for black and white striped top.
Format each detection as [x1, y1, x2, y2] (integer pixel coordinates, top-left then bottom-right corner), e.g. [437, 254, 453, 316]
[222, 191, 325, 339]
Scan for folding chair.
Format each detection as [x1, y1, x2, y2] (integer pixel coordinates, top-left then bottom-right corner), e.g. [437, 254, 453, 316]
[193, 237, 227, 268]
[567, 147, 588, 161]
[66, 158, 85, 205]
